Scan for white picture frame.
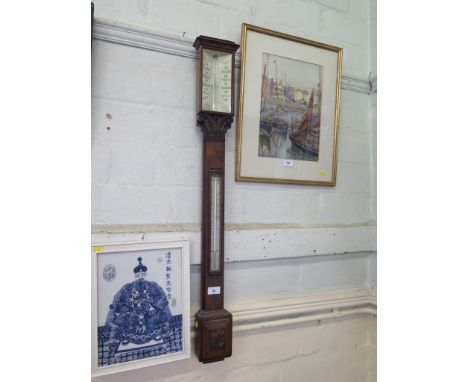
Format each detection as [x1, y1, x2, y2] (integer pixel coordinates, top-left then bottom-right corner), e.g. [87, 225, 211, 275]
[91, 240, 191, 376]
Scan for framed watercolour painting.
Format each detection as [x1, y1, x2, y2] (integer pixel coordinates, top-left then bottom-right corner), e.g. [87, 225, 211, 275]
[236, 24, 343, 185]
[91, 240, 190, 376]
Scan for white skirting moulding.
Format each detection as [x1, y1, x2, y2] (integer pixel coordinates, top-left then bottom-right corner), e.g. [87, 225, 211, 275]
[192, 287, 376, 334]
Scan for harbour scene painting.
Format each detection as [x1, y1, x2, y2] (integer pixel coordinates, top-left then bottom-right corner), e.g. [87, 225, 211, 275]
[258, 53, 323, 161]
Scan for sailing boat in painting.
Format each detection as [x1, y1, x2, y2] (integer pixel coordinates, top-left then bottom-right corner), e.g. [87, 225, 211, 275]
[289, 84, 321, 160]
[258, 52, 323, 162]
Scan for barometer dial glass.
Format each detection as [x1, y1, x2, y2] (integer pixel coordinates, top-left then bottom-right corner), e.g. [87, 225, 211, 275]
[202, 49, 232, 113]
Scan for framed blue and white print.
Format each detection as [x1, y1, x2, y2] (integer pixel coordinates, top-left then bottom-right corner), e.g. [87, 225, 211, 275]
[92, 240, 190, 376]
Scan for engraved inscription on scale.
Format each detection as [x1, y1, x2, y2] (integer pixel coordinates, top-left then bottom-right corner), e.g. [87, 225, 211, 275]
[202, 49, 232, 113]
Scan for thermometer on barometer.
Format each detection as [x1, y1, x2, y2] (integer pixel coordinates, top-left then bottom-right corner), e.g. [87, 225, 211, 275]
[210, 173, 221, 272]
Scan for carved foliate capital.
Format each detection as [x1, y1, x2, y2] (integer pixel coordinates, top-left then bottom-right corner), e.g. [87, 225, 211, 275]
[197, 112, 233, 141]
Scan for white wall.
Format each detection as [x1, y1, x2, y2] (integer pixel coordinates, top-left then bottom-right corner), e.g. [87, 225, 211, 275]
[92, 0, 377, 380]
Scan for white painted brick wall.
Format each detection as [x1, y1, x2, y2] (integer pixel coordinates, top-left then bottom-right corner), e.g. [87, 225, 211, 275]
[91, 39, 373, 229]
[369, 0, 377, 224]
[92, 0, 377, 381]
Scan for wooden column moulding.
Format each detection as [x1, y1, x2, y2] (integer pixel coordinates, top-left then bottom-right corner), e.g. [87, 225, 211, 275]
[193, 36, 239, 363]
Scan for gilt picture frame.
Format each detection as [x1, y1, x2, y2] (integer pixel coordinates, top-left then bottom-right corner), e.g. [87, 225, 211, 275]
[236, 23, 343, 185]
[91, 240, 190, 376]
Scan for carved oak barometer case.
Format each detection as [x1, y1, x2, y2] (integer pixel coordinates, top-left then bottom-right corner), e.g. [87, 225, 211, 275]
[193, 36, 239, 363]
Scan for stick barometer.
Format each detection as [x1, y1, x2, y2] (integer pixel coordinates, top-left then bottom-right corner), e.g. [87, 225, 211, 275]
[193, 36, 239, 363]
